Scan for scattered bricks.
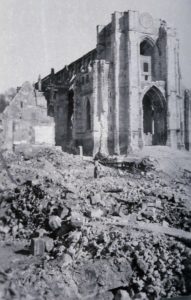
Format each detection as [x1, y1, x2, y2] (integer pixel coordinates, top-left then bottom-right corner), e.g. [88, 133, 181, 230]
[0, 225, 9, 235]
[115, 289, 131, 300]
[35, 228, 48, 237]
[128, 213, 137, 223]
[57, 222, 73, 237]
[30, 238, 45, 256]
[90, 193, 102, 205]
[48, 215, 62, 231]
[88, 208, 104, 219]
[136, 257, 149, 274]
[70, 211, 84, 228]
[155, 199, 162, 209]
[57, 245, 66, 257]
[133, 292, 148, 300]
[137, 215, 144, 221]
[0, 225, 9, 239]
[61, 253, 73, 268]
[60, 206, 69, 219]
[67, 245, 76, 258]
[12, 225, 18, 236]
[67, 230, 82, 245]
[141, 207, 156, 221]
[162, 220, 169, 227]
[44, 237, 54, 252]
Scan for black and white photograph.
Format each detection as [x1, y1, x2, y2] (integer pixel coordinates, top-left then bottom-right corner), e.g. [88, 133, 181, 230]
[0, 0, 191, 299]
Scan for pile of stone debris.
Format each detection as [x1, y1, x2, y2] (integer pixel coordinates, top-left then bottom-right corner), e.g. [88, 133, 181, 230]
[0, 147, 191, 300]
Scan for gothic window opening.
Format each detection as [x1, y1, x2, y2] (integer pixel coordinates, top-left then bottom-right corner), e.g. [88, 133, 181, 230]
[140, 38, 154, 81]
[140, 39, 153, 56]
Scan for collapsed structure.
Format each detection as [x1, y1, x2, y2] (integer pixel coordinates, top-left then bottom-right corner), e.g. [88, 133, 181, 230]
[36, 10, 191, 155]
[0, 82, 55, 151]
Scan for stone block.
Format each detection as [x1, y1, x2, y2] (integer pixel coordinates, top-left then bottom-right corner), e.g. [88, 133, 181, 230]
[70, 211, 84, 228]
[90, 193, 102, 205]
[30, 238, 45, 256]
[49, 215, 62, 231]
[115, 290, 131, 300]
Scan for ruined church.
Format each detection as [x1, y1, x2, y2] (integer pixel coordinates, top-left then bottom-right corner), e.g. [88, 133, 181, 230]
[35, 10, 190, 155]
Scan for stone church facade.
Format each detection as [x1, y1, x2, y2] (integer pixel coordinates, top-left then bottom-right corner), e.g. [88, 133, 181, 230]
[38, 10, 191, 155]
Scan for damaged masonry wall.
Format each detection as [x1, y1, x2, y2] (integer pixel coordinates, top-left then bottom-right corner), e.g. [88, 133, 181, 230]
[38, 10, 190, 155]
[1, 82, 55, 151]
[184, 89, 191, 151]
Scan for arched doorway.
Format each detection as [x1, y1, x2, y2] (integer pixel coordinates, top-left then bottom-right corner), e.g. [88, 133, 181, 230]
[142, 86, 167, 145]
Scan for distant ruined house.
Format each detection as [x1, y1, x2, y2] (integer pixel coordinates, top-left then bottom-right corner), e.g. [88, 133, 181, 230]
[1, 82, 55, 151]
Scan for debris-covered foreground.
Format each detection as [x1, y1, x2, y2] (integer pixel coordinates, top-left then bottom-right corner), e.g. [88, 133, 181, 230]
[0, 147, 191, 300]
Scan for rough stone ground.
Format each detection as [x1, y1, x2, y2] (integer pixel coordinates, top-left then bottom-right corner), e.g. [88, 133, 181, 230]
[0, 146, 191, 300]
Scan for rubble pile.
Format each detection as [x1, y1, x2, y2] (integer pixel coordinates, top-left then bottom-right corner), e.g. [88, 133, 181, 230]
[0, 181, 50, 239]
[0, 147, 191, 299]
[99, 155, 156, 173]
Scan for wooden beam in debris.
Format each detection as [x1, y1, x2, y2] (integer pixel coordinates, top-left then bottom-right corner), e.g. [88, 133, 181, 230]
[105, 218, 191, 242]
[89, 217, 191, 243]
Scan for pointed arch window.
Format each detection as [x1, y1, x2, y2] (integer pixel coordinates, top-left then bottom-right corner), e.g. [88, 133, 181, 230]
[140, 38, 154, 81]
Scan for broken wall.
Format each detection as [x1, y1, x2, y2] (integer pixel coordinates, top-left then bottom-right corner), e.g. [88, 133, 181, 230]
[1, 82, 55, 151]
[41, 50, 97, 155]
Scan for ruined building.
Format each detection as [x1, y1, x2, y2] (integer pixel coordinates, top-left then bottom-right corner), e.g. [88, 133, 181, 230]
[35, 11, 190, 155]
[1, 82, 55, 151]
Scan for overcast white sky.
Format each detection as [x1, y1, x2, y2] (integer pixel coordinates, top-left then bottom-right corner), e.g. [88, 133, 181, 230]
[0, 0, 191, 93]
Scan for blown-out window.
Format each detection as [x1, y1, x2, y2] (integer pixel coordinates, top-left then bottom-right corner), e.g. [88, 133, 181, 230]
[140, 38, 154, 82]
[143, 62, 149, 73]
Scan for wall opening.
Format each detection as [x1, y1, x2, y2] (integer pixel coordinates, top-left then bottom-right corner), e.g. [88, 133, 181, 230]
[142, 87, 167, 145]
[140, 39, 154, 56]
[67, 89, 74, 141]
[143, 62, 149, 72]
[86, 99, 91, 130]
[140, 38, 154, 82]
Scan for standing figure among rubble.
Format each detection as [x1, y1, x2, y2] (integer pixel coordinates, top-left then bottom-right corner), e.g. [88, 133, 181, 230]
[94, 160, 99, 178]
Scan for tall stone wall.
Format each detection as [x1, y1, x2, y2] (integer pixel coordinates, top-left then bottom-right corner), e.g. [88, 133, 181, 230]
[92, 60, 110, 155]
[166, 26, 183, 148]
[184, 90, 191, 151]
